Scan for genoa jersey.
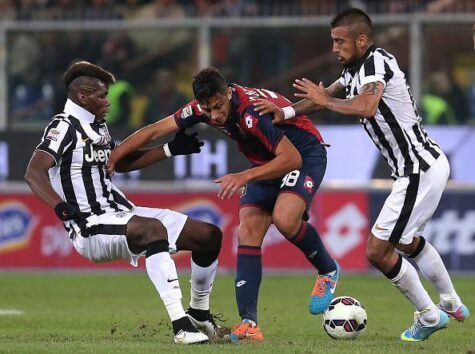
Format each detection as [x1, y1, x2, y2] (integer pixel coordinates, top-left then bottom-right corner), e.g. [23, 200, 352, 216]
[173, 83, 324, 166]
[36, 113, 134, 218]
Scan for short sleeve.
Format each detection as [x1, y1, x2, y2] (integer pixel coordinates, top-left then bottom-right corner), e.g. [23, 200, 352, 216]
[339, 69, 346, 86]
[36, 119, 74, 164]
[241, 107, 284, 153]
[359, 53, 391, 92]
[173, 100, 207, 129]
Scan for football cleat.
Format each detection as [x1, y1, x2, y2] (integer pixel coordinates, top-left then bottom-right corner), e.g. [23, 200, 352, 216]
[309, 261, 341, 315]
[400, 309, 449, 342]
[437, 296, 470, 322]
[439, 303, 470, 322]
[186, 308, 230, 339]
[226, 319, 264, 342]
[173, 330, 209, 344]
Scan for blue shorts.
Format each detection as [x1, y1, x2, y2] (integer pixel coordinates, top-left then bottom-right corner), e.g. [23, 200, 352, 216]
[239, 144, 327, 220]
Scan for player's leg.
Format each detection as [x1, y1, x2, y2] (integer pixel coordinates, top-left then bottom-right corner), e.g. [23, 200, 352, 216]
[229, 205, 272, 342]
[174, 218, 225, 337]
[127, 208, 209, 344]
[396, 154, 468, 321]
[273, 192, 338, 315]
[368, 174, 448, 342]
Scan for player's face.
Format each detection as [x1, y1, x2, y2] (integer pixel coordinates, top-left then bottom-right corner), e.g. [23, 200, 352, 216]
[84, 85, 110, 122]
[331, 26, 361, 67]
[199, 89, 232, 126]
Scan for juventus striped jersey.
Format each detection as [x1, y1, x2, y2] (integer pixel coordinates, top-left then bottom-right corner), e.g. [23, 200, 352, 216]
[339, 46, 442, 177]
[36, 99, 134, 218]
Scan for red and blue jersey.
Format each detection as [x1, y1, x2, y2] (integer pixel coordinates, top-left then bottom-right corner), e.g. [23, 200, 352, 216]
[173, 83, 324, 166]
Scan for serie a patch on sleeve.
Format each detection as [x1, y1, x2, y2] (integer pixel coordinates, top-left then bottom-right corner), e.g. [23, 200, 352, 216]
[46, 129, 60, 141]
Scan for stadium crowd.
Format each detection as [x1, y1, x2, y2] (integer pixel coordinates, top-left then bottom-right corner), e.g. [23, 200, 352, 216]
[1, 0, 474, 20]
[4, 0, 474, 129]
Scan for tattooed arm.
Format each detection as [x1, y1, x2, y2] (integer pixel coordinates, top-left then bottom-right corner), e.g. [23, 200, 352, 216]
[293, 79, 384, 118]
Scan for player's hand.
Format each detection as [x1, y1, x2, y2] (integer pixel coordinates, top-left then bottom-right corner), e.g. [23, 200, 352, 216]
[293, 78, 329, 107]
[54, 201, 81, 222]
[254, 99, 285, 123]
[106, 155, 117, 176]
[168, 130, 204, 156]
[214, 172, 250, 199]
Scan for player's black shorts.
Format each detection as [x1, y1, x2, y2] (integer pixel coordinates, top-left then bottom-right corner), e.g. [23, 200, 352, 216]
[239, 143, 326, 220]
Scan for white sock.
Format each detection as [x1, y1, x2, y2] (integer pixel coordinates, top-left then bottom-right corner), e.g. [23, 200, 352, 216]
[390, 257, 439, 324]
[411, 240, 462, 310]
[145, 252, 186, 321]
[190, 259, 218, 311]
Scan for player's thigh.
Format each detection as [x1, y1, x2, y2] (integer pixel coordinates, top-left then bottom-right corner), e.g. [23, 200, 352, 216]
[374, 154, 449, 245]
[71, 210, 143, 267]
[278, 151, 326, 222]
[132, 206, 188, 253]
[273, 193, 306, 237]
[238, 206, 272, 246]
[175, 218, 222, 253]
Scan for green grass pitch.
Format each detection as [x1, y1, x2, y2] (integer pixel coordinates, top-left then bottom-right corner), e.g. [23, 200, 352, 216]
[0, 272, 473, 353]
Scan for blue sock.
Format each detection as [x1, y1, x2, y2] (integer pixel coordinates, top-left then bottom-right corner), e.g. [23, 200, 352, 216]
[289, 221, 336, 274]
[235, 245, 262, 324]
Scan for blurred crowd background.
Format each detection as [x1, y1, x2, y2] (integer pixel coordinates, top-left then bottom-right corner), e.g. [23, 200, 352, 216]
[2, 0, 475, 132]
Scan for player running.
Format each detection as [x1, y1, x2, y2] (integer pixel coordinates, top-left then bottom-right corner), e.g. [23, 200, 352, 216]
[107, 67, 340, 342]
[255, 8, 469, 342]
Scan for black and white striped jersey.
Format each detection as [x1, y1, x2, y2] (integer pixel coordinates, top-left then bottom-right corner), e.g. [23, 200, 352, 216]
[339, 46, 442, 178]
[36, 99, 134, 218]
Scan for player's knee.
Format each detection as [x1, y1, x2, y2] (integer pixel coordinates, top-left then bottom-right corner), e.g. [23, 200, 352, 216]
[204, 223, 222, 254]
[272, 212, 300, 238]
[238, 223, 258, 245]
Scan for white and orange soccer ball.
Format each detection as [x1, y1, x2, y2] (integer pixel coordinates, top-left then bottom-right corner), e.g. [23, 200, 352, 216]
[322, 296, 367, 340]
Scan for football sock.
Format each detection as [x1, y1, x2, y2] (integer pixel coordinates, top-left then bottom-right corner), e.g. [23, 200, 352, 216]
[408, 237, 462, 309]
[385, 255, 439, 324]
[145, 240, 186, 322]
[189, 258, 218, 311]
[289, 221, 336, 274]
[172, 316, 198, 335]
[235, 245, 262, 324]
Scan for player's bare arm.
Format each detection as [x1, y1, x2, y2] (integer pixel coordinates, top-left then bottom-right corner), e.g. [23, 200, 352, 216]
[114, 131, 203, 173]
[107, 115, 179, 174]
[214, 136, 302, 199]
[294, 78, 384, 118]
[254, 79, 345, 123]
[24, 151, 65, 208]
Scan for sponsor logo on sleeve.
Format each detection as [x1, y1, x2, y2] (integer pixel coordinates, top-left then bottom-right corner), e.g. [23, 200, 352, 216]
[46, 129, 60, 141]
[180, 105, 194, 119]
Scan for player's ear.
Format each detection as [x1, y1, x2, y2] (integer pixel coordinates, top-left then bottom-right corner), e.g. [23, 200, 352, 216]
[78, 92, 87, 105]
[227, 87, 232, 100]
[357, 34, 367, 49]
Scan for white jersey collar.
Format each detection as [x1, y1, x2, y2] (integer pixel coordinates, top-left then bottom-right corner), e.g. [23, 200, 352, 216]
[64, 99, 95, 124]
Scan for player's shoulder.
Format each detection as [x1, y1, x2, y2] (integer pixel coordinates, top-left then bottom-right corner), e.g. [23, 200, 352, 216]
[372, 47, 397, 62]
[175, 99, 204, 119]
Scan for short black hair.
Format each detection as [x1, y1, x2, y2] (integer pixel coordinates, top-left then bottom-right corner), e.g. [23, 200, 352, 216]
[331, 8, 372, 37]
[63, 61, 115, 90]
[192, 67, 228, 103]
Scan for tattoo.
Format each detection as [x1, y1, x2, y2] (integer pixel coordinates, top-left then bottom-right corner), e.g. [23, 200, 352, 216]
[361, 82, 380, 96]
[294, 98, 319, 115]
[327, 81, 345, 98]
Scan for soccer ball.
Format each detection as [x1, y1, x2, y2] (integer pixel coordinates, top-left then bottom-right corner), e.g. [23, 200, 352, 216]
[322, 296, 367, 340]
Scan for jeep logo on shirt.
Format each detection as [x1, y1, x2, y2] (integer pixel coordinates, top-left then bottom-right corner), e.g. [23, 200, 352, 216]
[84, 144, 111, 164]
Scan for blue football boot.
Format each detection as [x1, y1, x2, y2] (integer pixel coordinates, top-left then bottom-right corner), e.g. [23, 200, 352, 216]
[309, 260, 340, 315]
[401, 309, 449, 342]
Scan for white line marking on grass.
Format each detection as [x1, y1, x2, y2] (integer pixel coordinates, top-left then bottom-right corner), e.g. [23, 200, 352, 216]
[0, 309, 24, 315]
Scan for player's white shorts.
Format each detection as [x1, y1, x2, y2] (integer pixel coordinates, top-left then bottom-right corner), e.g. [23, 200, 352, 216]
[372, 153, 450, 245]
[68, 206, 188, 267]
